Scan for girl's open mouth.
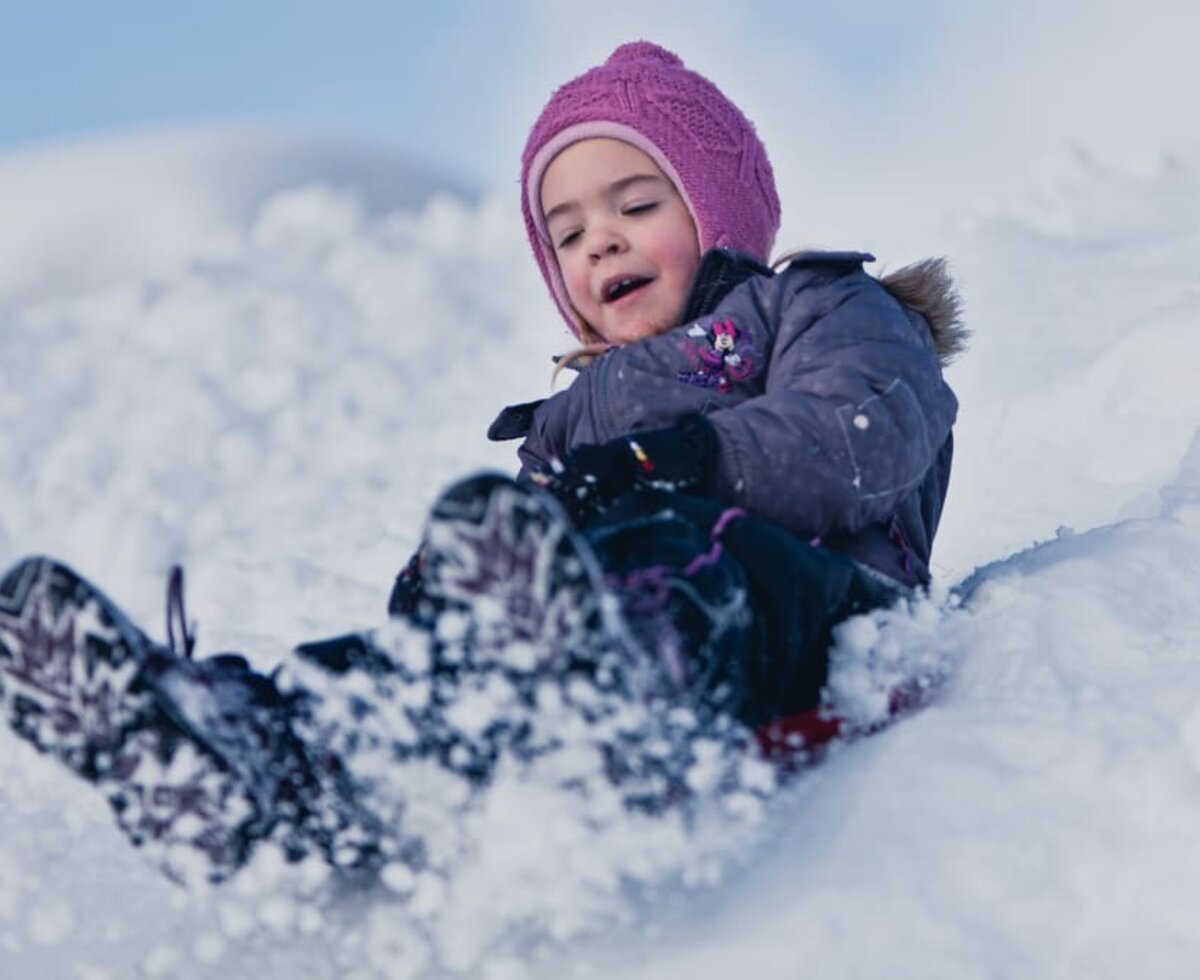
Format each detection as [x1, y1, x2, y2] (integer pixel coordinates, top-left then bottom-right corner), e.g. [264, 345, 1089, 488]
[603, 276, 653, 303]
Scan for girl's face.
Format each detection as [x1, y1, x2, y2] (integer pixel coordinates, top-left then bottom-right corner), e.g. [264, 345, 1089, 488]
[540, 138, 701, 345]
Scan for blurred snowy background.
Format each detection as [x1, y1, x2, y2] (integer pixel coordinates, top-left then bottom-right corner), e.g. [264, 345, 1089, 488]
[1, 1, 1199, 976]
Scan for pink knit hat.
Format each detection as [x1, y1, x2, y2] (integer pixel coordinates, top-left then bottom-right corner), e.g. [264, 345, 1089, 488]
[522, 41, 781, 338]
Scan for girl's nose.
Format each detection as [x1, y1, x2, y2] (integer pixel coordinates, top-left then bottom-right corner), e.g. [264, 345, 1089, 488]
[588, 227, 627, 261]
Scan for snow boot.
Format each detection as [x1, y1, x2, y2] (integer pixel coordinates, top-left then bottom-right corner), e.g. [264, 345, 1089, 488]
[362, 474, 650, 786]
[417, 472, 635, 676]
[404, 475, 753, 805]
[0, 557, 372, 883]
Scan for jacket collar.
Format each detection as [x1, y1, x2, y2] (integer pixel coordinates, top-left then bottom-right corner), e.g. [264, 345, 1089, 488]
[679, 248, 773, 324]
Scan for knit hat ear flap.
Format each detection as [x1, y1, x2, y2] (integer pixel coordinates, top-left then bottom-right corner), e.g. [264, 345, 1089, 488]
[521, 41, 781, 339]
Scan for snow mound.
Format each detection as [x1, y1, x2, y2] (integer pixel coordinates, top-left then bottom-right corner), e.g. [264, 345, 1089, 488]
[936, 146, 1200, 575]
[0, 171, 553, 649]
[620, 436, 1200, 980]
[0, 125, 474, 307]
[1, 126, 1200, 977]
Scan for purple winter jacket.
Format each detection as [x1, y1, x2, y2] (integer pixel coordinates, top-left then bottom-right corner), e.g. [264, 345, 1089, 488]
[499, 249, 965, 588]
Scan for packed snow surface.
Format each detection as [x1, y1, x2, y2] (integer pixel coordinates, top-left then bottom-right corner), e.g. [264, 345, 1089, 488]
[1, 128, 1200, 977]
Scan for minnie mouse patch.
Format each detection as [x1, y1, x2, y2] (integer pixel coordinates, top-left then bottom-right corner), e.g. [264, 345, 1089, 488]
[676, 319, 761, 393]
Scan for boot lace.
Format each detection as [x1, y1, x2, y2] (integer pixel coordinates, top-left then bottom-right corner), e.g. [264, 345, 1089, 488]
[165, 564, 197, 659]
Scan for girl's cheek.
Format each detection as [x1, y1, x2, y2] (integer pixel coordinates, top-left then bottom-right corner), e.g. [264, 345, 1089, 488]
[563, 265, 589, 307]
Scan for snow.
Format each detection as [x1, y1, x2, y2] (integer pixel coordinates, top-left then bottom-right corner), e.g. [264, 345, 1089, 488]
[0, 125, 474, 309]
[1, 124, 1200, 977]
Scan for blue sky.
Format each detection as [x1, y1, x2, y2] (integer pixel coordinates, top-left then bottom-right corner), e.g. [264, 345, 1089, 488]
[1, 2, 1028, 184]
[2, 0, 1196, 225]
[1, 4, 480, 153]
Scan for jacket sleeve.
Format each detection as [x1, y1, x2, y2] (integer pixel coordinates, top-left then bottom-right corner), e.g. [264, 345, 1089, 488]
[705, 267, 958, 540]
[513, 329, 720, 476]
[515, 384, 599, 479]
[515, 393, 562, 477]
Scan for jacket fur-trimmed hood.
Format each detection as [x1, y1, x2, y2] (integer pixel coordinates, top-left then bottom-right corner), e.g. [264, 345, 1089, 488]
[879, 258, 969, 366]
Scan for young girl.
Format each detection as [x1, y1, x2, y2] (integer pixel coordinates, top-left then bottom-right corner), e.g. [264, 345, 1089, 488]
[0, 42, 964, 884]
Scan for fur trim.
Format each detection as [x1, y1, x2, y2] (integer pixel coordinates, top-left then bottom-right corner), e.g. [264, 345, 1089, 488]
[880, 258, 969, 365]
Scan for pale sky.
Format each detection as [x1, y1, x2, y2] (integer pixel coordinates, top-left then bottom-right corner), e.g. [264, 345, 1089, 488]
[1, 0, 1196, 230]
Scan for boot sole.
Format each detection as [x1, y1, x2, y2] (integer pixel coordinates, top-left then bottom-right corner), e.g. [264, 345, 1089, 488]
[0, 556, 158, 777]
[421, 473, 633, 663]
[0, 557, 267, 883]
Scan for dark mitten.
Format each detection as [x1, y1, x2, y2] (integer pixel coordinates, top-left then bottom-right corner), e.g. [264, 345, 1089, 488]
[534, 414, 719, 524]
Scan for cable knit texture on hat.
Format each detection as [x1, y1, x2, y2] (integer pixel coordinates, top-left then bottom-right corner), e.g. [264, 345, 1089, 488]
[522, 41, 782, 338]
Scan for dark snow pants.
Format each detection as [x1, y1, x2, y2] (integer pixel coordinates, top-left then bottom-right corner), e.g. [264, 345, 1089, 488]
[567, 489, 902, 727]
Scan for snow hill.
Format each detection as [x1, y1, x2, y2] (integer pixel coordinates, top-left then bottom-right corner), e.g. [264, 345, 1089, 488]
[1, 128, 1199, 978]
[0, 125, 473, 309]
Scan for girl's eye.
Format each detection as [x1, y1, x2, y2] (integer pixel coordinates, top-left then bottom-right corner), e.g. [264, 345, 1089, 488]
[556, 230, 581, 249]
[624, 201, 658, 216]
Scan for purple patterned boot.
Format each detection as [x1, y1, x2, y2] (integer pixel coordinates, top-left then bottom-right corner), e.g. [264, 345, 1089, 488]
[418, 472, 631, 667]
[0, 557, 364, 883]
[412, 475, 757, 809]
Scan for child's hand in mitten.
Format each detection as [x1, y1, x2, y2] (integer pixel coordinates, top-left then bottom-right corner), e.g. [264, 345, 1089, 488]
[532, 441, 640, 523]
[531, 414, 718, 524]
